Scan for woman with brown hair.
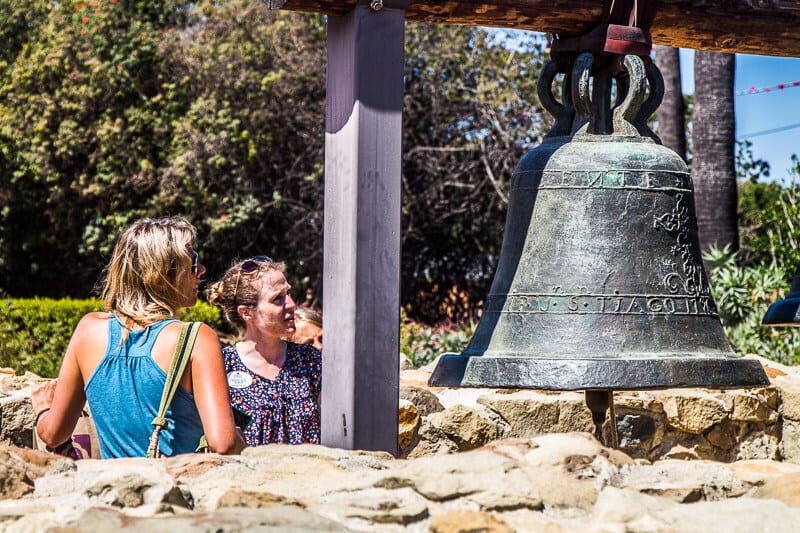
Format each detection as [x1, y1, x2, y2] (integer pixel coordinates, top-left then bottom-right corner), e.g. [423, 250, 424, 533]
[207, 256, 321, 446]
[293, 306, 322, 351]
[32, 217, 245, 458]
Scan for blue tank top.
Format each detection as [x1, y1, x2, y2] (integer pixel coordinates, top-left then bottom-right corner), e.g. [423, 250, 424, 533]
[85, 315, 205, 458]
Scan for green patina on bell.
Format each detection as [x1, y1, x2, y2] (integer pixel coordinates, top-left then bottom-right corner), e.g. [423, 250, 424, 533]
[430, 53, 768, 391]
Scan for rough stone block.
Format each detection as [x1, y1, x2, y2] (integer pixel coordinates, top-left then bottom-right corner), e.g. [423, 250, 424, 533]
[398, 399, 420, 457]
[0, 393, 34, 448]
[775, 376, 800, 421]
[782, 420, 800, 464]
[656, 391, 730, 435]
[477, 390, 593, 437]
[731, 391, 779, 424]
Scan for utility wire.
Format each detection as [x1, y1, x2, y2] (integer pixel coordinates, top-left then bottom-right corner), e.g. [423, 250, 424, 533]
[738, 122, 800, 140]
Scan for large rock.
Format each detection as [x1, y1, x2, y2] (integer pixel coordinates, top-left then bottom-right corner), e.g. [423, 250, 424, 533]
[752, 472, 800, 507]
[34, 458, 191, 510]
[428, 510, 516, 533]
[777, 376, 800, 421]
[411, 404, 508, 456]
[0, 369, 46, 448]
[476, 390, 595, 437]
[656, 390, 731, 435]
[0, 445, 72, 500]
[509, 433, 634, 510]
[782, 420, 800, 464]
[609, 459, 750, 502]
[397, 399, 420, 457]
[37, 505, 349, 532]
[399, 385, 444, 417]
[590, 487, 800, 533]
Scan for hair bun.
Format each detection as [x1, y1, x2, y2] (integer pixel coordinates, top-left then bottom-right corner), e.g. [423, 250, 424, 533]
[205, 281, 225, 307]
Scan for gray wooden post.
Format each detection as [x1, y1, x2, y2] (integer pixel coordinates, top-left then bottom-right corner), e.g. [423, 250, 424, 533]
[321, 0, 407, 454]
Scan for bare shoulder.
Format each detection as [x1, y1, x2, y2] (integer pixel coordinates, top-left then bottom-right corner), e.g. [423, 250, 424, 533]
[78, 310, 110, 325]
[163, 321, 219, 341]
[72, 312, 110, 340]
[70, 312, 111, 375]
[192, 323, 222, 359]
[161, 321, 221, 360]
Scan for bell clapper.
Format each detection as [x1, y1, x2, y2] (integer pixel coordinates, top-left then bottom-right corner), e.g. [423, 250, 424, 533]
[585, 390, 618, 448]
[608, 391, 618, 448]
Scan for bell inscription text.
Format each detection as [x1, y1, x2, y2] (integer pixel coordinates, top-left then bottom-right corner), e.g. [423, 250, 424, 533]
[513, 168, 693, 191]
[487, 293, 716, 317]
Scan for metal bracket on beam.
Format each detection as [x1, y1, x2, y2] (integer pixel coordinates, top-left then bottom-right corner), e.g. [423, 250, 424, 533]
[359, 0, 410, 12]
[263, 0, 287, 9]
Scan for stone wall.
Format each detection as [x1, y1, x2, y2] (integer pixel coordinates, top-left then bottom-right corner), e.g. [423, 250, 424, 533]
[5, 357, 800, 530]
[5, 432, 800, 530]
[3, 355, 799, 463]
[399, 354, 800, 464]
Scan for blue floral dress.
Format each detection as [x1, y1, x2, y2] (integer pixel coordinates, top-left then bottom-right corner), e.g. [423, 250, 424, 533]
[223, 342, 321, 446]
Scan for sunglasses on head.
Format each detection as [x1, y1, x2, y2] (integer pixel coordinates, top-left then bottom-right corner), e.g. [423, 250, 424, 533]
[239, 255, 273, 273]
[233, 255, 273, 306]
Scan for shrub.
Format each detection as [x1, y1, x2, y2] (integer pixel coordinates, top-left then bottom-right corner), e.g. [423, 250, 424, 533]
[739, 159, 800, 275]
[705, 246, 800, 365]
[400, 309, 475, 368]
[0, 299, 222, 377]
[179, 301, 223, 330]
[0, 298, 103, 377]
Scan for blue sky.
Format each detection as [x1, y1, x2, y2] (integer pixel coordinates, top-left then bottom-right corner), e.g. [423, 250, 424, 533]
[680, 49, 800, 182]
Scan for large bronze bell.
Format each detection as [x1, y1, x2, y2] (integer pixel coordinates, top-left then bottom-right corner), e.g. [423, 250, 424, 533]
[429, 52, 768, 392]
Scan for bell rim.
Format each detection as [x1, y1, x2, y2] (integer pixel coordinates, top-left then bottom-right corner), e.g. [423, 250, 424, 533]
[428, 353, 770, 391]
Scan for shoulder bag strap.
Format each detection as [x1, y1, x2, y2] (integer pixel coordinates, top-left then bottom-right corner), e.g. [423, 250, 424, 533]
[146, 321, 201, 459]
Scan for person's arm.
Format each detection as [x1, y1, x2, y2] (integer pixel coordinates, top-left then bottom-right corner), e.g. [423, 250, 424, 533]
[190, 324, 245, 454]
[32, 317, 92, 448]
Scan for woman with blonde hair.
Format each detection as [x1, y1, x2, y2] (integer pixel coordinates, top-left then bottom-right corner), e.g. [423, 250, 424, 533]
[32, 217, 245, 458]
[207, 256, 321, 446]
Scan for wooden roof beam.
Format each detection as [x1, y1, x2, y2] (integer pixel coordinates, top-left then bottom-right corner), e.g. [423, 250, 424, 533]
[266, 0, 800, 58]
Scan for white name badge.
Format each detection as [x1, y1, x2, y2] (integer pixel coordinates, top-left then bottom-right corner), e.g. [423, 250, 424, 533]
[227, 371, 253, 389]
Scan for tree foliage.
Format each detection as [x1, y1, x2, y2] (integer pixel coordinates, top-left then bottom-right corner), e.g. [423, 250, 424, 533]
[0, 3, 550, 323]
[0, 1, 328, 301]
[745, 158, 800, 275]
[401, 26, 546, 319]
[704, 156, 800, 364]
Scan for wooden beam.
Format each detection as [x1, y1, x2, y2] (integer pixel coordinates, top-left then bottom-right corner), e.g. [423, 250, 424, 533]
[321, 2, 404, 454]
[269, 0, 800, 58]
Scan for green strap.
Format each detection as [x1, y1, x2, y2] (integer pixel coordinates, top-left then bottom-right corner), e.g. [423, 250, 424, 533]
[146, 322, 200, 458]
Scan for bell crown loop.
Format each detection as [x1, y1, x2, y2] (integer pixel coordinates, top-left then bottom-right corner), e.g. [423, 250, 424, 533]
[542, 50, 662, 141]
